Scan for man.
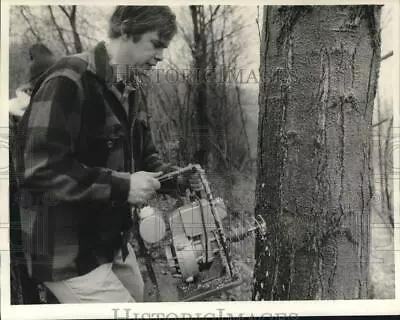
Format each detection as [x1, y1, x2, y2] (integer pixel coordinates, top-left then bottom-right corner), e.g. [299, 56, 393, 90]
[10, 44, 57, 117]
[10, 43, 57, 304]
[18, 6, 197, 303]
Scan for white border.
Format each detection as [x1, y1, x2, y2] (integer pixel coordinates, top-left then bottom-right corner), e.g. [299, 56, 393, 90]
[392, 0, 400, 304]
[1, 0, 400, 319]
[1, 0, 399, 5]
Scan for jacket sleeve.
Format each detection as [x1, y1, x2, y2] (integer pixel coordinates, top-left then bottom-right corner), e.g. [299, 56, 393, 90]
[22, 75, 131, 204]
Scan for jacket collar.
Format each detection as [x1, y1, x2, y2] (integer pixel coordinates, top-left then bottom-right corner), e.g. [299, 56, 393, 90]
[89, 41, 144, 88]
[76, 41, 148, 91]
[89, 41, 114, 85]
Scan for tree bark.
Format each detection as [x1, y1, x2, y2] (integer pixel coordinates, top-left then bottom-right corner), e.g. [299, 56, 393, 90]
[253, 5, 381, 300]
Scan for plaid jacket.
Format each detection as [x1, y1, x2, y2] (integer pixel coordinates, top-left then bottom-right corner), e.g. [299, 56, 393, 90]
[17, 42, 176, 282]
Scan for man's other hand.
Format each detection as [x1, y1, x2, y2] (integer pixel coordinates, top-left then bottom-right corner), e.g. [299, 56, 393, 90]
[128, 171, 162, 205]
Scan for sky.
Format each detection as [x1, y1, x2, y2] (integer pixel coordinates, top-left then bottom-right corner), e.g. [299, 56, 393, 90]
[8, 4, 394, 109]
[378, 4, 395, 105]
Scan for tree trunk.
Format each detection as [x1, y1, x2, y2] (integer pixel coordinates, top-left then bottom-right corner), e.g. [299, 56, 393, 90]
[253, 5, 381, 300]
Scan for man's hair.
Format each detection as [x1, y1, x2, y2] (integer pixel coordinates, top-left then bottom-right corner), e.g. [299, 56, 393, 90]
[109, 6, 177, 43]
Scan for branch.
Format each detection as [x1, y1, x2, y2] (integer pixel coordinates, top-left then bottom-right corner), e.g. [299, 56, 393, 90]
[72, 30, 99, 42]
[372, 117, 389, 127]
[48, 6, 70, 54]
[207, 137, 230, 169]
[256, 5, 262, 43]
[156, 90, 176, 123]
[207, 24, 250, 47]
[381, 51, 393, 61]
[205, 5, 221, 26]
[71, 5, 77, 20]
[69, 6, 83, 53]
[42, 16, 99, 43]
[178, 23, 194, 50]
[19, 7, 41, 42]
[173, 84, 185, 114]
[58, 5, 71, 19]
[58, 5, 82, 53]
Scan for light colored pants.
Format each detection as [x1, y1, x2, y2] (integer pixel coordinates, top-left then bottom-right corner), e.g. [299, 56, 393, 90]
[43, 244, 144, 303]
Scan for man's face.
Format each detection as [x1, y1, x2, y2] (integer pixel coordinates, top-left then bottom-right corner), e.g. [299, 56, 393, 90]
[113, 31, 169, 69]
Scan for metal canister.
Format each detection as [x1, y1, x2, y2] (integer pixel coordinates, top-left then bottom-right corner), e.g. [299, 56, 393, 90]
[138, 206, 166, 243]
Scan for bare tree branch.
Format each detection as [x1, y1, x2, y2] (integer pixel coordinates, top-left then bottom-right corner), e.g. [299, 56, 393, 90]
[156, 90, 176, 123]
[48, 6, 70, 54]
[256, 5, 262, 42]
[207, 137, 230, 169]
[381, 51, 393, 61]
[205, 5, 221, 27]
[58, 5, 71, 19]
[235, 84, 252, 165]
[178, 23, 194, 51]
[43, 17, 99, 43]
[71, 5, 77, 20]
[19, 7, 42, 42]
[372, 117, 389, 127]
[57, 5, 83, 53]
[69, 6, 83, 53]
[207, 24, 251, 47]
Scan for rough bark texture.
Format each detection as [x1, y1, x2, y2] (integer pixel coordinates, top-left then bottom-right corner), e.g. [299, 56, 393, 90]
[253, 5, 381, 300]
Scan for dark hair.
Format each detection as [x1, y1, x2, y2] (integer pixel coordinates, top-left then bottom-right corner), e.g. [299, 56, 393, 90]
[108, 6, 177, 43]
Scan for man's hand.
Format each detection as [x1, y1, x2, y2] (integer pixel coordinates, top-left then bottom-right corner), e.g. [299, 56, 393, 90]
[128, 171, 163, 205]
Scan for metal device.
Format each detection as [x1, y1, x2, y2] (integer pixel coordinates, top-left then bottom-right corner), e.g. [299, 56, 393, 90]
[141, 164, 267, 301]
